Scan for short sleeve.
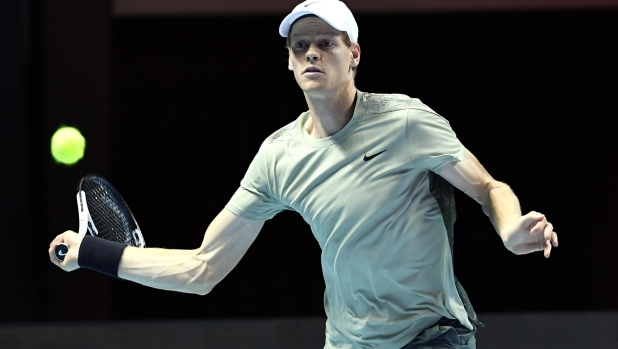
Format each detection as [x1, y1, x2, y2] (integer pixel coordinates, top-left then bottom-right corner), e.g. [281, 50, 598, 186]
[405, 108, 465, 172]
[225, 145, 286, 221]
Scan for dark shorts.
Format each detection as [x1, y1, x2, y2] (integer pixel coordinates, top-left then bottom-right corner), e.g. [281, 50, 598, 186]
[400, 317, 482, 349]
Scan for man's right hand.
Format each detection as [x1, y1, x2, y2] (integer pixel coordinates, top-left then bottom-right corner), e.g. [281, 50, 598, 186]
[48, 231, 84, 271]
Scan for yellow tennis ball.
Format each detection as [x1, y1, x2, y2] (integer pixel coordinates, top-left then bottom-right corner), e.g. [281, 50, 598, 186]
[50, 126, 86, 165]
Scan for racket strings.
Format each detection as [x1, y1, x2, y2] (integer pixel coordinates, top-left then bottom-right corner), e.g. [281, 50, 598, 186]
[83, 179, 141, 247]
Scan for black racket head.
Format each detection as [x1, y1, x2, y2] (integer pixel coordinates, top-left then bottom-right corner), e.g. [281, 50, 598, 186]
[79, 174, 145, 247]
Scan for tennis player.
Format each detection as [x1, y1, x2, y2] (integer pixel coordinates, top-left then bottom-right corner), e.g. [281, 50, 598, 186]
[49, 1, 558, 348]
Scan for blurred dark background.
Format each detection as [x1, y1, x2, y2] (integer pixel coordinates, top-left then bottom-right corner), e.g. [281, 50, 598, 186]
[2, 0, 617, 324]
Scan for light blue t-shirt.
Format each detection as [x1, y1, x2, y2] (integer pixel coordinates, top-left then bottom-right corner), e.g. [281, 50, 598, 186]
[226, 91, 472, 349]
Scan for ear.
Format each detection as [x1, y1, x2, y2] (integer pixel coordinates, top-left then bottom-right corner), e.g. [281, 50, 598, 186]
[350, 43, 361, 68]
[287, 48, 294, 71]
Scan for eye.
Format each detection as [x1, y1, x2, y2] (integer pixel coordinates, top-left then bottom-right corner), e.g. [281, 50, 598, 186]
[293, 41, 306, 49]
[322, 41, 334, 48]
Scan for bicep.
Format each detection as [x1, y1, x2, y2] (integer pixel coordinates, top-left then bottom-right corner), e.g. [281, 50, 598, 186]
[437, 148, 498, 203]
[197, 208, 264, 280]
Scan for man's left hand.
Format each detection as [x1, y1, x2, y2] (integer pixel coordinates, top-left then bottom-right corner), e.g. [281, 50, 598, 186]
[501, 211, 559, 258]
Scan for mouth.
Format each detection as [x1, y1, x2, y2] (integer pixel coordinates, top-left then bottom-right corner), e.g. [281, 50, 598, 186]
[303, 66, 324, 74]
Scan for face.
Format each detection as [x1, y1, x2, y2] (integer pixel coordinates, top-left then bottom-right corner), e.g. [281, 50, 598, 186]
[287, 16, 360, 95]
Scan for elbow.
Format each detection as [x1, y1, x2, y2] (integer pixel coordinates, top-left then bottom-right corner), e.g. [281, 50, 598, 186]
[192, 274, 215, 296]
[187, 254, 225, 296]
[189, 278, 216, 297]
[180, 254, 219, 296]
[194, 287, 212, 296]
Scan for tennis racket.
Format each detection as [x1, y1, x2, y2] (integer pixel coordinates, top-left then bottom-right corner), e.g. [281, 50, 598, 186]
[54, 174, 146, 261]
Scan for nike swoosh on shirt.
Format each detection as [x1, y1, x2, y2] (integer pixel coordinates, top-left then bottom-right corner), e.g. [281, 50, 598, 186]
[363, 150, 387, 161]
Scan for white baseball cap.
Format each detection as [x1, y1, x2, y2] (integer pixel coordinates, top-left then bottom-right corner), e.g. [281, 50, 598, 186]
[279, 0, 359, 43]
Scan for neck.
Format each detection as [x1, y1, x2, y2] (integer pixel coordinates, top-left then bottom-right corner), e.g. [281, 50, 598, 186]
[303, 82, 357, 139]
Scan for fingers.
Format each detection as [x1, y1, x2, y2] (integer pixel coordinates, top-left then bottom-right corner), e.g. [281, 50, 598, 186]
[49, 234, 64, 247]
[540, 221, 558, 258]
[542, 222, 554, 241]
[48, 245, 62, 266]
[528, 216, 547, 235]
[521, 211, 547, 234]
[538, 221, 557, 258]
[62, 231, 77, 245]
[49, 230, 77, 248]
[519, 211, 559, 258]
[49, 233, 66, 258]
[48, 230, 79, 269]
[543, 238, 552, 258]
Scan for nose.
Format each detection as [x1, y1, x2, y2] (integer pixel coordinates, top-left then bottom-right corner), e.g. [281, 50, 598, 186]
[306, 53, 319, 63]
[306, 47, 320, 63]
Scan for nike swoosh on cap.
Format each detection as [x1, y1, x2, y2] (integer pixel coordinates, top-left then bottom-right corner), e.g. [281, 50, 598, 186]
[304, 1, 322, 7]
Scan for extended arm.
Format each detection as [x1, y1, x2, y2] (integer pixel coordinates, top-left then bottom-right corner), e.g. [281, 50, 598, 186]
[49, 209, 264, 295]
[438, 149, 558, 257]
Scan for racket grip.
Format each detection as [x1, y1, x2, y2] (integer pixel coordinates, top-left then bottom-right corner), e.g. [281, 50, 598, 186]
[55, 243, 69, 262]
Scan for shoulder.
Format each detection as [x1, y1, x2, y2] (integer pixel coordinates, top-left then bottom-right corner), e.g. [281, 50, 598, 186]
[244, 119, 299, 173]
[261, 117, 302, 147]
[359, 92, 439, 116]
[250, 115, 304, 165]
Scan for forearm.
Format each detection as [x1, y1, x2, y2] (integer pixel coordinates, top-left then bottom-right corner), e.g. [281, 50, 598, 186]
[49, 210, 262, 293]
[117, 209, 263, 296]
[118, 247, 214, 295]
[481, 183, 522, 242]
[438, 151, 557, 256]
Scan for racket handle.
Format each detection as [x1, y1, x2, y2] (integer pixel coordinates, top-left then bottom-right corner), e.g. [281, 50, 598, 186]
[55, 243, 69, 262]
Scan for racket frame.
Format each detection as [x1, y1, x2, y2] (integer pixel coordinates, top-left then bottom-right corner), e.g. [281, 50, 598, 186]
[78, 190, 98, 237]
[54, 175, 144, 262]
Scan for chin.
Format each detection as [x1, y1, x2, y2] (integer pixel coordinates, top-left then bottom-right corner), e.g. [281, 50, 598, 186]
[300, 79, 330, 91]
